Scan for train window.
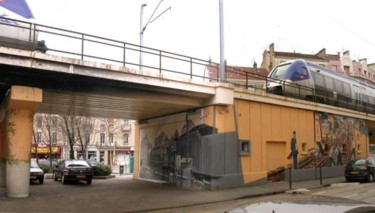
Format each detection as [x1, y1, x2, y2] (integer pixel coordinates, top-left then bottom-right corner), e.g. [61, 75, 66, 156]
[270, 63, 290, 79]
[312, 73, 324, 87]
[369, 96, 375, 105]
[343, 82, 351, 96]
[334, 79, 343, 93]
[363, 95, 369, 103]
[324, 77, 334, 90]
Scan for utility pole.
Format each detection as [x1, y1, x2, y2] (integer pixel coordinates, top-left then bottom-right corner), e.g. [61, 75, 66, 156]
[139, 3, 147, 71]
[219, 0, 225, 81]
[139, 1, 171, 71]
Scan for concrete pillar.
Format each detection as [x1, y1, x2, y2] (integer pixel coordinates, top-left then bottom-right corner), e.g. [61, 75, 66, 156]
[0, 120, 6, 187]
[6, 86, 42, 198]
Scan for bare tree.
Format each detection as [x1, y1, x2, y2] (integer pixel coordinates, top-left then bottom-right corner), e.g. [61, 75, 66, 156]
[33, 113, 57, 168]
[75, 116, 95, 160]
[99, 118, 122, 165]
[59, 115, 77, 160]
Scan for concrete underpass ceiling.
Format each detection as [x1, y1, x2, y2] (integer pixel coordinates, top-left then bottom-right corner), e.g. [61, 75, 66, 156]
[38, 89, 205, 121]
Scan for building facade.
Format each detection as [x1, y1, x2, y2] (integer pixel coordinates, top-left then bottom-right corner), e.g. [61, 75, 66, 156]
[32, 113, 135, 167]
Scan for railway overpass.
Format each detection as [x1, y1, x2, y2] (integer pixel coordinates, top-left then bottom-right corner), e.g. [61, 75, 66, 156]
[1, 20, 375, 197]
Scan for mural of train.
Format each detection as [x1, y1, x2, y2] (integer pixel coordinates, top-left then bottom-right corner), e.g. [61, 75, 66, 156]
[266, 59, 375, 106]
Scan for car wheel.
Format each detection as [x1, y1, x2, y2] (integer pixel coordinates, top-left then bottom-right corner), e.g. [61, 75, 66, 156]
[368, 174, 374, 183]
[39, 178, 44, 184]
[53, 172, 58, 181]
[62, 175, 67, 184]
[87, 179, 92, 185]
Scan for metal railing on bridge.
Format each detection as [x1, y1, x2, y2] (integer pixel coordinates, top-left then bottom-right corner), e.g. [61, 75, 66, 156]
[1, 17, 375, 115]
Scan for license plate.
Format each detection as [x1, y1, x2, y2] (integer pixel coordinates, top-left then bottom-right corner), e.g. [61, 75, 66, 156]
[30, 176, 36, 179]
[77, 175, 86, 179]
[351, 171, 359, 174]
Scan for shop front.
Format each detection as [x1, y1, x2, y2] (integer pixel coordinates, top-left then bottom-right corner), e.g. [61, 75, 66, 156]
[31, 144, 61, 160]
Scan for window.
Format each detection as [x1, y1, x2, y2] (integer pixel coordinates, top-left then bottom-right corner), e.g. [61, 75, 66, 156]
[123, 134, 129, 145]
[36, 132, 42, 144]
[100, 133, 105, 145]
[100, 124, 105, 132]
[324, 77, 334, 90]
[344, 66, 350, 73]
[343, 82, 351, 97]
[52, 117, 57, 128]
[36, 116, 42, 128]
[85, 134, 90, 143]
[334, 79, 343, 94]
[302, 142, 307, 152]
[312, 72, 324, 87]
[109, 134, 114, 145]
[240, 140, 250, 155]
[123, 120, 131, 131]
[52, 131, 57, 144]
[331, 65, 337, 71]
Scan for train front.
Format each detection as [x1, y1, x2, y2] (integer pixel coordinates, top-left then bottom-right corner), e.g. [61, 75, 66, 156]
[0, 0, 47, 52]
[266, 60, 313, 99]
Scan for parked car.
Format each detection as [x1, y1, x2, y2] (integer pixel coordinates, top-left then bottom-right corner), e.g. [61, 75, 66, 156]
[30, 158, 44, 184]
[86, 159, 100, 168]
[345, 157, 375, 182]
[53, 160, 94, 185]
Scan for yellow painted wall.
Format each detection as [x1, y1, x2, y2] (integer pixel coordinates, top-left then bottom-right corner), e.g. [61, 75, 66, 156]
[133, 122, 140, 179]
[235, 99, 315, 184]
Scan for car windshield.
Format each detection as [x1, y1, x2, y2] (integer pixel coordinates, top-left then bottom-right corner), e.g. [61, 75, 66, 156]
[353, 159, 365, 166]
[30, 160, 39, 168]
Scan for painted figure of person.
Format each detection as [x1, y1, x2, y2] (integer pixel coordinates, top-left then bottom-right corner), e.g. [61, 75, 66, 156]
[290, 131, 298, 170]
[336, 144, 343, 166]
[315, 142, 323, 159]
[329, 145, 336, 166]
[350, 137, 356, 161]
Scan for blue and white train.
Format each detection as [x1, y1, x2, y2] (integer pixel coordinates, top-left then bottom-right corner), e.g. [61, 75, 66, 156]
[0, 0, 46, 52]
[266, 59, 375, 106]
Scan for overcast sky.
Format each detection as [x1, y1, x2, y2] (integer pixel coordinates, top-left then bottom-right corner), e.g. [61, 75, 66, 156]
[24, 0, 375, 66]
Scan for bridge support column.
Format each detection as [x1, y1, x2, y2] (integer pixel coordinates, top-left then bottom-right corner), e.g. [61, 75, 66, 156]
[0, 120, 6, 187]
[5, 86, 42, 198]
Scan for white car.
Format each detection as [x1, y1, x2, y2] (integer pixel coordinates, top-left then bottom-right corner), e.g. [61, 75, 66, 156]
[30, 158, 44, 184]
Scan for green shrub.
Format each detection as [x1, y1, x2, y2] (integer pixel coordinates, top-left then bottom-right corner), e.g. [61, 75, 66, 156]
[40, 165, 52, 173]
[93, 164, 112, 176]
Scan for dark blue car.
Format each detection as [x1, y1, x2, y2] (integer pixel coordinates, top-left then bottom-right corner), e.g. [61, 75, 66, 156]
[345, 157, 375, 182]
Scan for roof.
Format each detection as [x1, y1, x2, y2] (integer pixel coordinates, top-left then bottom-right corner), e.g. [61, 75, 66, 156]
[206, 64, 268, 80]
[326, 54, 340, 61]
[274, 51, 326, 61]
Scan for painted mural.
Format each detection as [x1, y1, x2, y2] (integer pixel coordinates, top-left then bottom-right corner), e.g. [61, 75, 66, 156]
[139, 110, 203, 183]
[139, 108, 243, 190]
[314, 112, 367, 167]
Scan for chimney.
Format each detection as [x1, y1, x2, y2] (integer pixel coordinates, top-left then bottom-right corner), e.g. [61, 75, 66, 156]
[253, 61, 258, 73]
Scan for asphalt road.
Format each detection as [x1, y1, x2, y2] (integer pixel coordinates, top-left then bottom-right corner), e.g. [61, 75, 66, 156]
[0, 175, 375, 213]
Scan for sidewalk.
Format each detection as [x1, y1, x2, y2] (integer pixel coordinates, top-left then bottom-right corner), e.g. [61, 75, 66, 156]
[0, 175, 346, 212]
